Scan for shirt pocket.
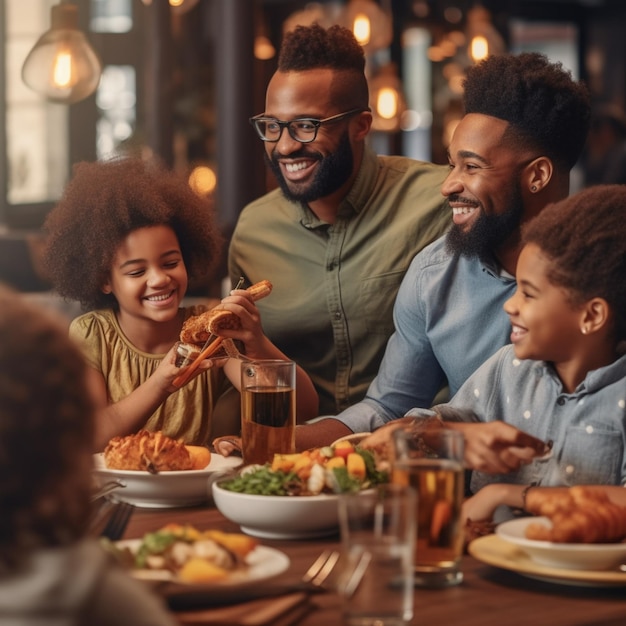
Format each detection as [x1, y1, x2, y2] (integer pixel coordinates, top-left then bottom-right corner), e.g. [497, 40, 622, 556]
[558, 426, 623, 485]
[360, 271, 404, 335]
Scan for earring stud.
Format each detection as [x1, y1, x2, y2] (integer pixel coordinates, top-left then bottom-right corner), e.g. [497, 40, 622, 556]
[531, 185, 537, 192]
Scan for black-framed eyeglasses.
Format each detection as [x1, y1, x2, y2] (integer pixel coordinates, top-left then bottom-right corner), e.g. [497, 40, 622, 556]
[249, 108, 366, 143]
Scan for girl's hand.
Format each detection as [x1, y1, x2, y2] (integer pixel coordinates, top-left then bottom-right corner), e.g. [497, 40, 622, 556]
[213, 289, 271, 358]
[161, 343, 216, 393]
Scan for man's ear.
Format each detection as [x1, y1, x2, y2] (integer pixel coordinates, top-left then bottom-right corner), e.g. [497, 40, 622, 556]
[353, 110, 372, 141]
[526, 156, 553, 194]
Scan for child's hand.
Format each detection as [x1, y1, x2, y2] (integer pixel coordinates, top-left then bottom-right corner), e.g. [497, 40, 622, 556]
[213, 289, 270, 358]
[462, 484, 507, 526]
[449, 421, 550, 473]
[159, 344, 216, 393]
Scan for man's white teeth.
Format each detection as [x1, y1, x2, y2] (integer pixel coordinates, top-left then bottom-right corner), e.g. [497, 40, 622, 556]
[285, 162, 308, 173]
[452, 207, 476, 215]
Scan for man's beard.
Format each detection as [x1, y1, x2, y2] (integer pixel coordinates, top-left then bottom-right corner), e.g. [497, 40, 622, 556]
[266, 132, 354, 204]
[445, 182, 524, 258]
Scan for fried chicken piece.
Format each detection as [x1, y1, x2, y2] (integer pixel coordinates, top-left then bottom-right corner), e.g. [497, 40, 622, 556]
[104, 430, 193, 473]
[525, 486, 626, 543]
[180, 280, 272, 345]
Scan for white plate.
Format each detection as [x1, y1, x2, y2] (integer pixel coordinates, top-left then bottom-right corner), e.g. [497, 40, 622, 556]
[212, 483, 341, 540]
[469, 534, 626, 588]
[495, 517, 626, 571]
[116, 539, 289, 596]
[93, 453, 242, 508]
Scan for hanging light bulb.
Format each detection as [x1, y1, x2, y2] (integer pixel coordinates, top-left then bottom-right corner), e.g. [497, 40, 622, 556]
[466, 5, 505, 63]
[353, 13, 372, 46]
[369, 64, 406, 132]
[343, 0, 392, 55]
[21, 1, 102, 105]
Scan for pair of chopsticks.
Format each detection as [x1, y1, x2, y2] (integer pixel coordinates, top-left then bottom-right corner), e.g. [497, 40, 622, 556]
[172, 277, 245, 389]
[172, 334, 223, 388]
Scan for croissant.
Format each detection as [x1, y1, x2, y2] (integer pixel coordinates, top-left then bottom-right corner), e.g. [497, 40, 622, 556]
[180, 280, 272, 345]
[524, 486, 626, 543]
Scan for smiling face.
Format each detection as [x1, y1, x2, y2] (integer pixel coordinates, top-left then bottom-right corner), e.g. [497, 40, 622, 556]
[262, 69, 369, 207]
[442, 113, 534, 258]
[504, 243, 585, 363]
[102, 225, 187, 325]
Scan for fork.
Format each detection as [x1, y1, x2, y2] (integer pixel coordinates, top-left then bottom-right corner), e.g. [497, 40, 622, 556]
[99, 501, 135, 541]
[300, 549, 341, 590]
[252, 549, 341, 599]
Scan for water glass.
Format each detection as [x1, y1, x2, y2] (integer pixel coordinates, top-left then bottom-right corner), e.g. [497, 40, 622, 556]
[337, 484, 415, 626]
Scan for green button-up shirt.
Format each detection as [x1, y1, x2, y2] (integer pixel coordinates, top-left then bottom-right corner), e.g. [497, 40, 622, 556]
[229, 147, 450, 415]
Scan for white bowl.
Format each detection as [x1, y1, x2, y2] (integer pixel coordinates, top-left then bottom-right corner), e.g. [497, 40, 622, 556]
[496, 517, 626, 571]
[93, 453, 241, 508]
[211, 482, 341, 539]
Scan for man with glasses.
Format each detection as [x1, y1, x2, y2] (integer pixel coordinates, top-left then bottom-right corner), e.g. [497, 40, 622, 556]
[229, 23, 450, 415]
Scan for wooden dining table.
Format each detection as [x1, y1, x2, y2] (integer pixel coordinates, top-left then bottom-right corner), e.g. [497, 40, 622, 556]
[123, 502, 626, 626]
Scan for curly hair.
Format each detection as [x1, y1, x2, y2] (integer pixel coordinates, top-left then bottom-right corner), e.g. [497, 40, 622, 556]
[0, 285, 94, 568]
[42, 157, 223, 310]
[522, 184, 626, 342]
[463, 52, 590, 170]
[278, 23, 369, 110]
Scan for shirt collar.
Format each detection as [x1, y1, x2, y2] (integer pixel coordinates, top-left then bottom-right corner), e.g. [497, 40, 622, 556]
[536, 351, 626, 395]
[295, 146, 379, 229]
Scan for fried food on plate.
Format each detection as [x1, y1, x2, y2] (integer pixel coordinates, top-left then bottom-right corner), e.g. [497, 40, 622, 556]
[180, 280, 272, 345]
[525, 485, 626, 543]
[104, 430, 194, 473]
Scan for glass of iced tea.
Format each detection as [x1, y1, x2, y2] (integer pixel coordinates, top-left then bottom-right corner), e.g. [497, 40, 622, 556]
[392, 423, 465, 588]
[240, 359, 296, 465]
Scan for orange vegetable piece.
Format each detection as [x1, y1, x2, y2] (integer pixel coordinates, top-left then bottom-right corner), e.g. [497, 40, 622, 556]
[346, 452, 366, 480]
[185, 445, 212, 470]
[178, 557, 229, 583]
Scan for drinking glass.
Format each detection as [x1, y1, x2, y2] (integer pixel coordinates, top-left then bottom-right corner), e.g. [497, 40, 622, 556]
[392, 424, 465, 588]
[240, 359, 296, 465]
[337, 484, 416, 626]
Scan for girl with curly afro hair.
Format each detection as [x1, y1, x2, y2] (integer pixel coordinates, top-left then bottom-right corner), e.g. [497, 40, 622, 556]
[0, 285, 177, 624]
[43, 157, 318, 450]
[436, 185, 626, 525]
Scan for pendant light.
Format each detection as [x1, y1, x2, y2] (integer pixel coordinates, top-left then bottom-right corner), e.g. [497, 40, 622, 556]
[21, 1, 102, 105]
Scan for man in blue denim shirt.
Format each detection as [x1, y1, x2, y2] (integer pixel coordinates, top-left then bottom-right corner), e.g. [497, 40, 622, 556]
[296, 53, 591, 465]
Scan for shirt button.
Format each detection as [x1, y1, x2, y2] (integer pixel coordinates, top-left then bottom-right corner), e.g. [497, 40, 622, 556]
[557, 397, 565, 406]
[334, 311, 342, 320]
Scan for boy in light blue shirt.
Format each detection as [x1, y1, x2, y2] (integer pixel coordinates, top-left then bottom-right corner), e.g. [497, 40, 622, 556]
[434, 185, 626, 522]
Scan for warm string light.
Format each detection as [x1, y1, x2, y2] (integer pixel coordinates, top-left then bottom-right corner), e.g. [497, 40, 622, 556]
[470, 35, 489, 62]
[353, 13, 371, 46]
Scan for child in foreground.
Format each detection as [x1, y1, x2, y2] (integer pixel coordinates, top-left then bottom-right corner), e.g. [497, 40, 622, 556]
[43, 157, 318, 451]
[0, 285, 177, 626]
[430, 185, 626, 523]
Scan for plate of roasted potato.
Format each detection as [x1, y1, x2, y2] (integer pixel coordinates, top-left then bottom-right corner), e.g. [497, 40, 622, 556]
[107, 523, 289, 596]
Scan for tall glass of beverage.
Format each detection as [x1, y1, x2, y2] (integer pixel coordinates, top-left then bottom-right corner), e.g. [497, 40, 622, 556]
[240, 359, 296, 465]
[392, 424, 465, 588]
